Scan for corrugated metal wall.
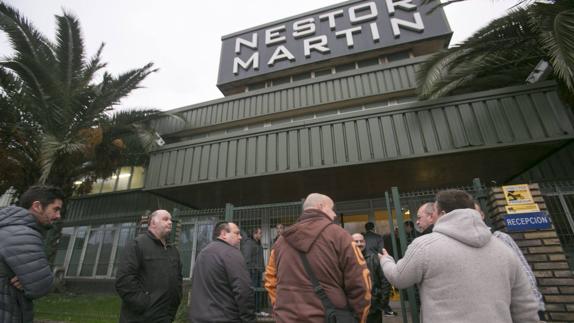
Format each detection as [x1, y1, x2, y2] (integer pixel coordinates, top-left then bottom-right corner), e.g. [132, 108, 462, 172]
[513, 141, 574, 183]
[152, 57, 424, 135]
[65, 190, 187, 224]
[145, 82, 574, 190]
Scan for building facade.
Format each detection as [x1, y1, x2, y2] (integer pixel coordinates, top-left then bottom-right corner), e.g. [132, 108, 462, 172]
[47, 0, 574, 318]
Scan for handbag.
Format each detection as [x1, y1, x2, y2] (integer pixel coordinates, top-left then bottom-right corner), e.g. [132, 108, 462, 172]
[297, 251, 358, 323]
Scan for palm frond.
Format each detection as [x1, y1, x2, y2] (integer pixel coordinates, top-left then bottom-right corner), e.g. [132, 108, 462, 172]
[531, 2, 574, 91]
[0, 2, 55, 68]
[55, 11, 85, 97]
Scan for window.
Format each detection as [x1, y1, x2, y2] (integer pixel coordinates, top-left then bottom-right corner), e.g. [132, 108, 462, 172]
[386, 51, 411, 62]
[67, 226, 88, 276]
[130, 167, 145, 189]
[292, 72, 311, 82]
[335, 62, 356, 73]
[54, 227, 74, 268]
[115, 167, 132, 191]
[358, 58, 380, 68]
[314, 68, 332, 77]
[112, 223, 137, 276]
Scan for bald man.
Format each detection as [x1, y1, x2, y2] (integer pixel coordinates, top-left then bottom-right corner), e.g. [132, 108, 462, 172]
[116, 210, 182, 323]
[264, 193, 370, 323]
[416, 202, 438, 235]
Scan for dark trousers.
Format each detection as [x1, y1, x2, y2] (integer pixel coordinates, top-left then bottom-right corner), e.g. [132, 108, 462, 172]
[250, 269, 262, 312]
[367, 309, 382, 323]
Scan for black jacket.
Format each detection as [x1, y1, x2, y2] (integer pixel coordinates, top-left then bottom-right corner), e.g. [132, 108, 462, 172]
[364, 230, 384, 256]
[363, 250, 390, 311]
[115, 231, 182, 323]
[241, 237, 264, 271]
[189, 239, 255, 323]
[0, 206, 54, 323]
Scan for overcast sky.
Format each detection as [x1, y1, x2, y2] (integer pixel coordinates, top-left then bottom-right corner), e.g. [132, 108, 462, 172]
[0, 0, 517, 111]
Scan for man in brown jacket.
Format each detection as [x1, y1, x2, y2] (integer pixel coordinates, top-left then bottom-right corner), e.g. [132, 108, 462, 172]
[264, 193, 371, 323]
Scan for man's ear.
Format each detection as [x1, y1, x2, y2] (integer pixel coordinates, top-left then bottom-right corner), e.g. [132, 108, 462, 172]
[30, 201, 43, 215]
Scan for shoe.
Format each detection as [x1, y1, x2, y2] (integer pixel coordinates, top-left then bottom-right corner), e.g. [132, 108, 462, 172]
[257, 312, 271, 317]
[384, 310, 397, 317]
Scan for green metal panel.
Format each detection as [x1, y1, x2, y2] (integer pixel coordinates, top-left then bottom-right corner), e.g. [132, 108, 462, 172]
[405, 112, 425, 155]
[182, 148, 194, 184]
[431, 108, 453, 150]
[288, 130, 298, 169]
[208, 143, 219, 180]
[445, 105, 468, 148]
[310, 127, 322, 166]
[277, 133, 288, 170]
[356, 119, 370, 161]
[299, 128, 311, 168]
[175, 149, 186, 185]
[256, 135, 267, 174]
[199, 146, 210, 180]
[501, 96, 530, 140]
[393, 114, 411, 155]
[190, 146, 201, 181]
[486, 99, 513, 143]
[267, 133, 277, 172]
[381, 116, 397, 157]
[471, 101, 498, 145]
[321, 125, 334, 165]
[368, 118, 385, 158]
[517, 94, 545, 139]
[145, 83, 574, 190]
[459, 103, 483, 146]
[227, 141, 237, 177]
[237, 138, 247, 176]
[418, 110, 438, 152]
[246, 137, 257, 175]
[547, 91, 574, 134]
[218, 142, 228, 179]
[345, 121, 359, 162]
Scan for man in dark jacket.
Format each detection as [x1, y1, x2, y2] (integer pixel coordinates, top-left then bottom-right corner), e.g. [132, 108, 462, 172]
[116, 210, 182, 323]
[364, 222, 384, 256]
[0, 185, 63, 323]
[352, 233, 395, 321]
[241, 227, 264, 287]
[264, 193, 370, 323]
[189, 221, 255, 323]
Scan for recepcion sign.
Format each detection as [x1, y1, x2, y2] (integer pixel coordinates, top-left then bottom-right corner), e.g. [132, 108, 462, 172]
[217, 0, 451, 87]
[504, 212, 552, 232]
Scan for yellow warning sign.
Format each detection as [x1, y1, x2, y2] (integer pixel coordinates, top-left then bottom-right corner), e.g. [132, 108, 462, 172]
[505, 204, 540, 214]
[503, 184, 534, 205]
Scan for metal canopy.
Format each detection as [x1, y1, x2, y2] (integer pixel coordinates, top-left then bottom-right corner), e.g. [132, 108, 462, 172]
[147, 140, 570, 208]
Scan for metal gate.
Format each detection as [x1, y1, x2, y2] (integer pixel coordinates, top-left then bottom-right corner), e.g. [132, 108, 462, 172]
[539, 181, 574, 271]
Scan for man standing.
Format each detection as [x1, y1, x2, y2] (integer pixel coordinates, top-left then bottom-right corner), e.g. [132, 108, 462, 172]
[380, 190, 539, 322]
[116, 210, 182, 323]
[352, 233, 394, 322]
[364, 222, 384, 256]
[189, 221, 255, 323]
[241, 227, 264, 287]
[416, 202, 437, 235]
[264, 193, 370, 323]
[0, 185, 63, 323]
[273, 223, 284, 244]
[241, 227, 265, 313]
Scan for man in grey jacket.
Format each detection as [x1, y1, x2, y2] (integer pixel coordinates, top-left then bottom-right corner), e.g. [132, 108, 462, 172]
[380, 189, 539, 323]
[0, 185, 64, 323]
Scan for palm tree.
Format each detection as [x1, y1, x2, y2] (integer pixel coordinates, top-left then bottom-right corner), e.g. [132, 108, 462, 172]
[0, 2, 164, 260]
[0, 2, 160, 197]
[418, 0, 574, 104]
